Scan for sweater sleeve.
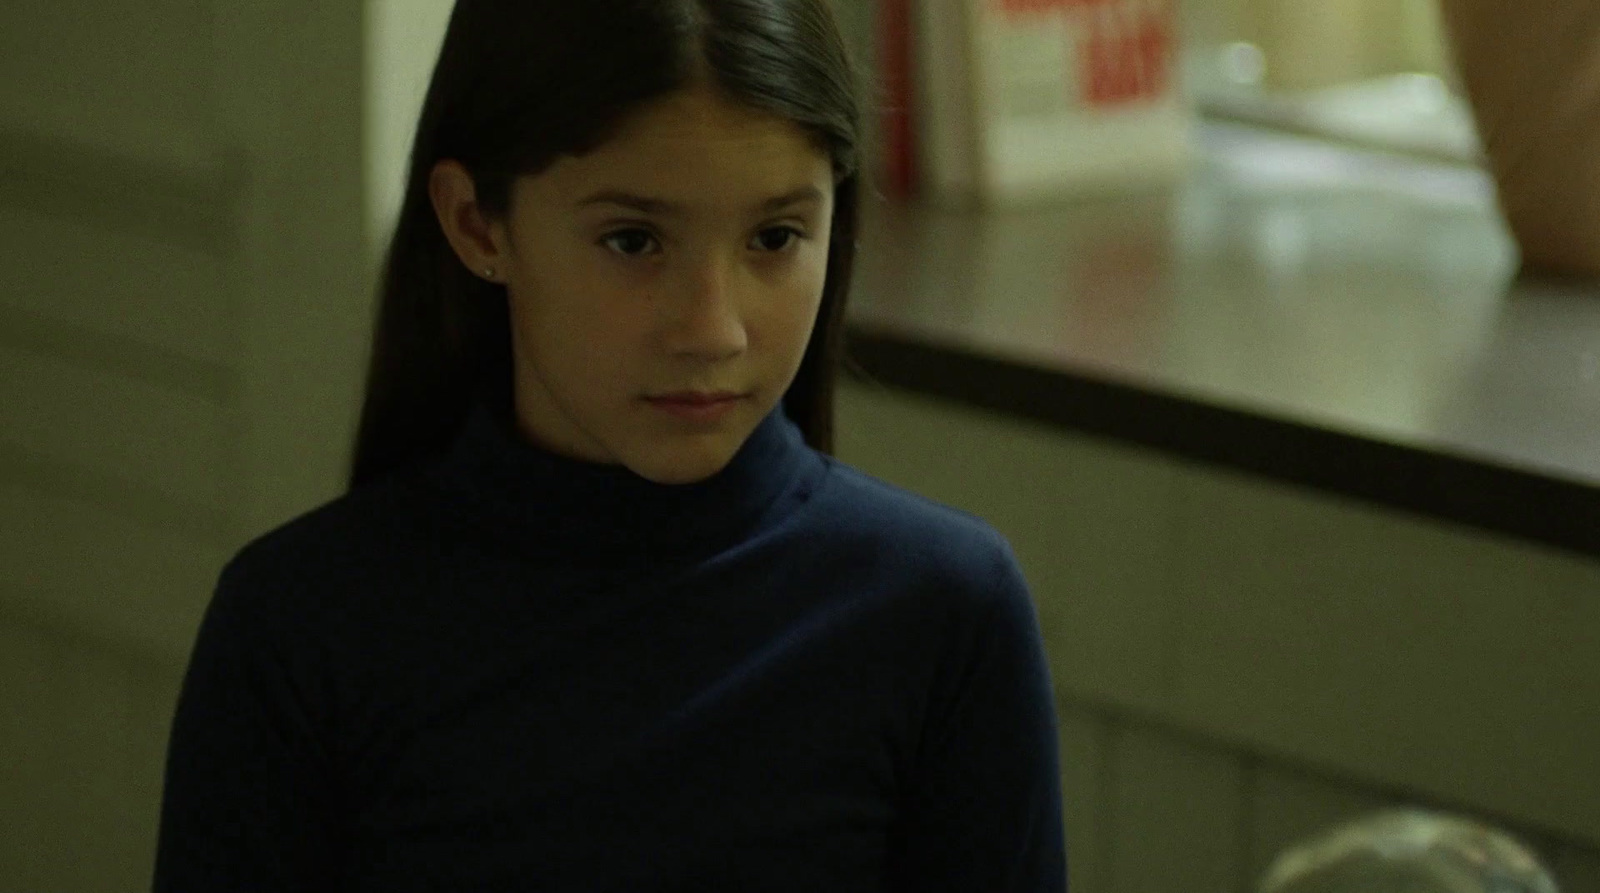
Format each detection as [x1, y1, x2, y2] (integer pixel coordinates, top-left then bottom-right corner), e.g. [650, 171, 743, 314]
[886, 539, 1069, 893]
[151, 558, 343, 892]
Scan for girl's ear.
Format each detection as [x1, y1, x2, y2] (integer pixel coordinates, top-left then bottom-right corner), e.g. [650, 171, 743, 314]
[429, 159, 509, 277]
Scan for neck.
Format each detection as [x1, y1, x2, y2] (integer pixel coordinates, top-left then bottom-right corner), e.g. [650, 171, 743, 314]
[425, 391, 825, 577]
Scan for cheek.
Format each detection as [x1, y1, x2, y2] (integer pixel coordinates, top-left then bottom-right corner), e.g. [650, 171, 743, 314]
[790, 256, 830, 330]
[751, 280, 825, 358]
[507, 282, 634, 376]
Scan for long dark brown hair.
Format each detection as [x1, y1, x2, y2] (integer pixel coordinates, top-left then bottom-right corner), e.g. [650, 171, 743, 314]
[347, 0, 865, 493]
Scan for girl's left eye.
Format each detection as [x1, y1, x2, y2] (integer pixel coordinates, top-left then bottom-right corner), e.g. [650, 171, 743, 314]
[752, 226, 806, 252]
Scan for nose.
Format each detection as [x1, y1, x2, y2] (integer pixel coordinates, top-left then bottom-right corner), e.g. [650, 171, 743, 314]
[662, 254, 749, 360]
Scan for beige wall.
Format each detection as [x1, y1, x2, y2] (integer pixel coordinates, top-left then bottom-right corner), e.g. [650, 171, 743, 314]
[1, 0, 369, 887]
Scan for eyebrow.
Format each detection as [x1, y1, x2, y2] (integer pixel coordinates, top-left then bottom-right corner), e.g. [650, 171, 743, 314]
[576, 185, 826, 216]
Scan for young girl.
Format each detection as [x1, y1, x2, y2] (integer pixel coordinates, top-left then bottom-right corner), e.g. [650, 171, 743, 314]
[152, 2, 1067, 890]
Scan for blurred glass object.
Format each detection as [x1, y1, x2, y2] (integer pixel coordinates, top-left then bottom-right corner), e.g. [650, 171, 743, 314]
[1258, 810, 1561, 893]
[1181, 0, 1479, 164]
[1402, 72, 1451, 116]
[1222, 41, 1267, 86]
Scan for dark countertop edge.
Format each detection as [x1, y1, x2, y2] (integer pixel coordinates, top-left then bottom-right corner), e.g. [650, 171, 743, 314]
[842, 326, 1600, 561]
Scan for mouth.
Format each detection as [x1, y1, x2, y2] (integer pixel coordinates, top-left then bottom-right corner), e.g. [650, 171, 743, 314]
[642, 391, 750, 422]
[644, 391, 749, 405]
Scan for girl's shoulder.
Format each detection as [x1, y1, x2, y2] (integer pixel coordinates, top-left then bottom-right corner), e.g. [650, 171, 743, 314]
[809, 456, 1021, 581]
[207, 472, 446, 618]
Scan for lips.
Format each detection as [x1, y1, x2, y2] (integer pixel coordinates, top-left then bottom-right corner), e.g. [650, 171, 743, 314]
[643, 391, 748, 423]
[646, 392, 746, 404]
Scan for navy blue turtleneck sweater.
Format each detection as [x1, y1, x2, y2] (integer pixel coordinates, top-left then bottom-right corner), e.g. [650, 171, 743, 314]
[152, 395, 1067, 892]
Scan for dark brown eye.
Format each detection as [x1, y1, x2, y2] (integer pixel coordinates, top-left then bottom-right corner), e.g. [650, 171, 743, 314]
[601, 229, 659, 257]
[754, 226, 804, 252]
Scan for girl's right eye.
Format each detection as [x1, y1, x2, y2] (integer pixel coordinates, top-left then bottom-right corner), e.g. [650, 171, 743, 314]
[600, 228, 660, 258]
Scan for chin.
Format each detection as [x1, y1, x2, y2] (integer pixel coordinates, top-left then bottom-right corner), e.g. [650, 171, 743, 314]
[627, 441, 741, 485]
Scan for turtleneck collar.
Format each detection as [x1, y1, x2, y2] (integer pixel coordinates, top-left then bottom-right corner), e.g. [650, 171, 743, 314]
[425, 391, 825, 575]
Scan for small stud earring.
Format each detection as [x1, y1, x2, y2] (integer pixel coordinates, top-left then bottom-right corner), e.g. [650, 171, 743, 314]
[482, 267, 496, 279]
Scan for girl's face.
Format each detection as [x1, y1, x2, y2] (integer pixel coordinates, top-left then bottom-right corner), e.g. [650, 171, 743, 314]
[433, 83, 835, 485]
